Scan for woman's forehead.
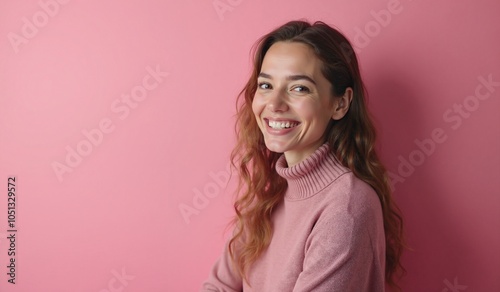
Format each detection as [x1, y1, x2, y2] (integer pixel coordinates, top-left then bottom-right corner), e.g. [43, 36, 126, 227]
[261, 42, 322, 76]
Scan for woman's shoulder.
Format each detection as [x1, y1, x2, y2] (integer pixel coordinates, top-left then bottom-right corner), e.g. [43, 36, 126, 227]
[319, 171, 383, 223]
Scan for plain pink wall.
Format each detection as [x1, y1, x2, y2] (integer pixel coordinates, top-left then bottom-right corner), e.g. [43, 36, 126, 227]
[0, 0, 499, 291]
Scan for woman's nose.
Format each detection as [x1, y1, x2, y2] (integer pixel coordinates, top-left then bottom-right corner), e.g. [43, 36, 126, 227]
[267, 90, 288, 112]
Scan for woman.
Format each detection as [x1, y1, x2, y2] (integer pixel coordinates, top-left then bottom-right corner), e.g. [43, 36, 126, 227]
[201, 20, 404, 291]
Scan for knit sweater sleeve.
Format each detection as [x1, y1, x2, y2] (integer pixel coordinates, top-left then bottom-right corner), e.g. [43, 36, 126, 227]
[292, 179, 386, 292]
[200, 241, 243, 292]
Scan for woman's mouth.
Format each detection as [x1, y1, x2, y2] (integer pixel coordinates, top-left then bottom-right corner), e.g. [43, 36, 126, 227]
[265, 118, 300, 130]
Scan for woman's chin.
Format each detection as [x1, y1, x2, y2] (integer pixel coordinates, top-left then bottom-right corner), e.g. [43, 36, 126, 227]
[262, 141, 289, 154]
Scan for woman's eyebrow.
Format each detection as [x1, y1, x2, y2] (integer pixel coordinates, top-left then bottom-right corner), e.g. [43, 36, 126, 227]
[258, 72, 316, 85]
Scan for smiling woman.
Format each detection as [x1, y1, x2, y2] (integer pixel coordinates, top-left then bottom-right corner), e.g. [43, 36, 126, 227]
[201, 20, 405, 292]
[253, 41, 353, 166]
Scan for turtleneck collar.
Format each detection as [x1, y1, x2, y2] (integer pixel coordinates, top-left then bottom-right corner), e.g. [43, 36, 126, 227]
[275, 143, 350, 200]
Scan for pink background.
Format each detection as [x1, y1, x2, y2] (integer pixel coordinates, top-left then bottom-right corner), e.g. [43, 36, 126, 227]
[1, 0, 499, 291]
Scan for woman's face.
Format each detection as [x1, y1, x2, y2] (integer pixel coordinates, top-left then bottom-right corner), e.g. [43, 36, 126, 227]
[252, 41, 349, 166]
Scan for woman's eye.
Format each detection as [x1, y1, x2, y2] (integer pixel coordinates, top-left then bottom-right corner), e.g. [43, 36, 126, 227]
[292, 85, 310, 93]
[258, 82, 271, 90]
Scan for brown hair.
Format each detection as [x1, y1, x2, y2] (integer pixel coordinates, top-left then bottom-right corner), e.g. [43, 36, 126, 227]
[229, 20, 405, 289]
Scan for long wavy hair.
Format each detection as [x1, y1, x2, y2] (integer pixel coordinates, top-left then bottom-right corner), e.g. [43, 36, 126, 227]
[228, 20, 405, 289]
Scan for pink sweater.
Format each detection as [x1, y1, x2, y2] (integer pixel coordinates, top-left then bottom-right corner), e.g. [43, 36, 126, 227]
[201, 144, 386, 291]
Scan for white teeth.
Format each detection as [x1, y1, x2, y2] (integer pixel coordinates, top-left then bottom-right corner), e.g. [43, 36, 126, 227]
[268, 120, 297, 129]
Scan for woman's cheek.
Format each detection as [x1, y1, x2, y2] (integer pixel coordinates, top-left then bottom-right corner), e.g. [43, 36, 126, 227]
[251, 98, 262, 128]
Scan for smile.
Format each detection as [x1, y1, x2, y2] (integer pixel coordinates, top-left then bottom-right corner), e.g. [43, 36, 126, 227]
[265, 119, 300, 130]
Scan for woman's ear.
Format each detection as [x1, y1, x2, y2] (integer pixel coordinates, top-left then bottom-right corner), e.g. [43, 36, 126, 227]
[331, 87, 353, 120]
